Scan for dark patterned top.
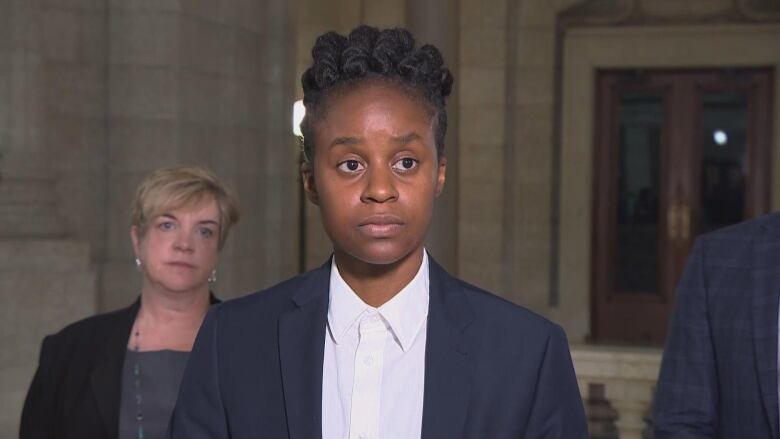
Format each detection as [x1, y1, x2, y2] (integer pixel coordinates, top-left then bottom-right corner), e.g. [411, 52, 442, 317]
[118, 349, 189, 439]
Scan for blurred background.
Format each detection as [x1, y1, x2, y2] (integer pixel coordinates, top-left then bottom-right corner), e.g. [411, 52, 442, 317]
[1, 0, 778, 436]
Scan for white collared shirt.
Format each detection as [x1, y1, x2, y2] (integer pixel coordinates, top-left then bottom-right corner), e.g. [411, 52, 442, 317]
[322, 252, 430, 439]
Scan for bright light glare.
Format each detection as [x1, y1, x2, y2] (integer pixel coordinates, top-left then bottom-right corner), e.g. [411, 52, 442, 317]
[713, 129, 728, 146]
[292, 100, 305, 137]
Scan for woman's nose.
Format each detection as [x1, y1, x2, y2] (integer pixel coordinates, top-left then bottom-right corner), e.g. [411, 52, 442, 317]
[173, 230, 195, 252]
[361, 166, 399, 203]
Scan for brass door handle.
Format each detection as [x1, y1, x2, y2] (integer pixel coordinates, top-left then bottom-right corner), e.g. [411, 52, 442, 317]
[667, 202, 680, 242]
[667, 201, 691, 243]
[680, 203, 690, 242]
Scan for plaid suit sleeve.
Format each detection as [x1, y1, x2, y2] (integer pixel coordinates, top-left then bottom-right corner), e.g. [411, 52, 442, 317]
[653, 237, 718, 438]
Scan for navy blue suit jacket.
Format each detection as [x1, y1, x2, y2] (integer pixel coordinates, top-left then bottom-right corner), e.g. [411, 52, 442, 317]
[169, 258, 587, 438]
[654, 213, 780, 438]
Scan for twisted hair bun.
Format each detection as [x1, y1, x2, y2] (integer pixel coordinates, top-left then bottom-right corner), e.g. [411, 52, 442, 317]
[300, 25, 453, 161]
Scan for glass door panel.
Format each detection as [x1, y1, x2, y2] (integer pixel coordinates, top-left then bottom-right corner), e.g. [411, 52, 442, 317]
[700, 93, 748, 234]
[616, 94, 663, 295]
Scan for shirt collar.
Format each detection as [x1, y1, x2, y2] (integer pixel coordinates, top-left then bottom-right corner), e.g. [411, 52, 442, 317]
[327, 251, 430, 352]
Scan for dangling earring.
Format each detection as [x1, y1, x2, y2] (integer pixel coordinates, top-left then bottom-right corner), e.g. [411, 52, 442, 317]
[208, 269, 217, 283]
[135, 258, 142, 271]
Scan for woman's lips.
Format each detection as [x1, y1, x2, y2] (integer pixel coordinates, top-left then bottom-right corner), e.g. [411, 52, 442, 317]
[167, 261, 196, 269]
[358, 215, 404, 238]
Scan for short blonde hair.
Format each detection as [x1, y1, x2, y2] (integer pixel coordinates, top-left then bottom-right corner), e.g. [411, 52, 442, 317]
[131, 166, 240, 249]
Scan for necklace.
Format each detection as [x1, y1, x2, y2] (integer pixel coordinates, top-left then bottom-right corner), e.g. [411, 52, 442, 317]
[132, 326, 145, 439]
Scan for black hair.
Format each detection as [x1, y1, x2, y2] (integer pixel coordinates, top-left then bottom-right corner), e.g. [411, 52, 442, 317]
[300, 25, 453, 162]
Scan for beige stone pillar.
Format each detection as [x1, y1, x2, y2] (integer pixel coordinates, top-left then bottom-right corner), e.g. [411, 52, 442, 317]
[102, 0, 299, 309]
[253, 0, 299, 288]
[0, 2, 97, 434]
[457, 0, 508, 294]
[406, 0, 460, 273]
[0, 0, 65, 238]
[100, 0, 180, 310]
[362, 0, 405, 27]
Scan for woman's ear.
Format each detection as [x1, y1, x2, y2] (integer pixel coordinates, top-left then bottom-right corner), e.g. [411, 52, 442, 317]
[435, 156, 447, 197]
[130, 225, 141, 258]
[301, 162, 319, 205]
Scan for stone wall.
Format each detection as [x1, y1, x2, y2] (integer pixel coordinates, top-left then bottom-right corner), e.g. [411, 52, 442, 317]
[0, 0, 298, 434]
[44, 0, 108, 261]
[456, 0, 582, 317]
[102, 0, 298, 309]
[0, 1, 99, 435]
[0, 240, 96, 436]
[6, 0, 300, 314]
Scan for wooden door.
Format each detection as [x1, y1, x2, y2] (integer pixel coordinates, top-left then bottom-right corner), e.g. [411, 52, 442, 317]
[591, 68, 773, 345]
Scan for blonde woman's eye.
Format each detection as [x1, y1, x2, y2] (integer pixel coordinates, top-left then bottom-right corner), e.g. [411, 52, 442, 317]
[158, 221, 175, 230]
[392, 157, 418, 171]
[199, 228, 215, 237]
[338, 160, 364, 173]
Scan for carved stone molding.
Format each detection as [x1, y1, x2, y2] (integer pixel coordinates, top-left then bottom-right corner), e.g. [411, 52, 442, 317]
[558, 0, 780, 27]
[558, 0, 635, 27]
[737, 0, 780, 21]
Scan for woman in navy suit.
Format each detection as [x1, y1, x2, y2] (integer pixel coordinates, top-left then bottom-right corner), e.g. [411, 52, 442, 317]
[169, 26, 587, 439]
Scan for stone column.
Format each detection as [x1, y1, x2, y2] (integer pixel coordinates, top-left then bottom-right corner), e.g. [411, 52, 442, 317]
[0, 1, 97, 434]
[0, 0, 65, 238]
[102, 0, 300, 308]
[100, 0, 181, 310]
[406, 0, 460, 273]
[253, 0, 299, 289]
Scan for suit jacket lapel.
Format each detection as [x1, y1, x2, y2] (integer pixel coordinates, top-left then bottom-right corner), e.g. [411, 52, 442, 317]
[90, 300, 139, 438]
[752, 219, 780, 439]
[279, 263, 330, 439]
[421, 258, 475, 438]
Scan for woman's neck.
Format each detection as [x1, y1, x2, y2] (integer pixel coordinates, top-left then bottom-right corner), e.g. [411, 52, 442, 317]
[334, 247, 425, 308]
[131, 287, 211, 352]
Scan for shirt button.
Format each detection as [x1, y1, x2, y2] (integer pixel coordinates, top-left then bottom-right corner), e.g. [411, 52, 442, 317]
[358, 434, 368, 439]
[363, 355, 373, 366]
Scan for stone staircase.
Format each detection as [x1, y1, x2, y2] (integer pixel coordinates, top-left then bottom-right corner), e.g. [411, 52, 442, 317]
[572, 345, 662, 439]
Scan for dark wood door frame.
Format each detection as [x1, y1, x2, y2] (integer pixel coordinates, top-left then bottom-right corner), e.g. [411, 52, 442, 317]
[591, 68, 773, 345]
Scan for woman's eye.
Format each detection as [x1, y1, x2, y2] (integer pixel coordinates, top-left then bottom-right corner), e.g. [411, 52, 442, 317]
[338, 160, 364, 173]
[199, 227, 215, 237]
[392, 157, 418, 171]
[158, 221, 175, 230]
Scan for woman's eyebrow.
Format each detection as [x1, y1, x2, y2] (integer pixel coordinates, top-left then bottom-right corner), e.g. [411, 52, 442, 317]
[391, 132, 421, 144]
[329, 136, 361, 148]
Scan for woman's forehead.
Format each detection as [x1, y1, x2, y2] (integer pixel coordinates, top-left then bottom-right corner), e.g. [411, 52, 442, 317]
[319, 84, 433, 129]
[324, 79, 432, 111]
[147, 192, 219, 219]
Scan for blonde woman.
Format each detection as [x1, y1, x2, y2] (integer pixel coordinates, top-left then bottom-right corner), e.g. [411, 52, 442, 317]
[21, 166, 239, 439]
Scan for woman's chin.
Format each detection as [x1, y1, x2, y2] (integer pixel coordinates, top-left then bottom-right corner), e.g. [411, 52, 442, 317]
[341, 244, 422, 267]
[148, 277, 209, 295]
